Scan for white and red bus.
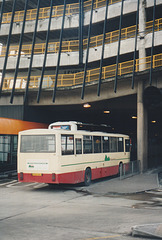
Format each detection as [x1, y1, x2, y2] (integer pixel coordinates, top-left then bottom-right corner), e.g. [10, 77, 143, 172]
[17, 121, 130, 185]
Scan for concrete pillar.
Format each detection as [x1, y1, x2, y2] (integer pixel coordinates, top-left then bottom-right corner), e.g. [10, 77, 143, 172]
[0, 43, 2, 55]
[137, 81, 148, 171]
[137, 0, 148, 172]
[138, 0, 146, 70]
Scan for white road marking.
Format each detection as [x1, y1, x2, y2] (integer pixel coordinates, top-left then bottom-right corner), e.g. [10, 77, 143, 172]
[33, 183, 47, 189]
[0, 180, 17, 186]
[6, 181, 21, 187]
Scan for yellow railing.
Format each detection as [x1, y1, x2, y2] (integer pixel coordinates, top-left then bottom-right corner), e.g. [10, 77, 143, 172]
[1, 17, 162, 57]
[3, 53, 162, 91]
[1, 0, 121, 24]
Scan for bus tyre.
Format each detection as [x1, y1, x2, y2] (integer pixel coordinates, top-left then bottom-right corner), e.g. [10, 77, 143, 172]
[84, 168, 91, 186]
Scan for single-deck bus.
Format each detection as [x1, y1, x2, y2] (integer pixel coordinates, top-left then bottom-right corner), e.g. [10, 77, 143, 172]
[17, 121, 130, 185]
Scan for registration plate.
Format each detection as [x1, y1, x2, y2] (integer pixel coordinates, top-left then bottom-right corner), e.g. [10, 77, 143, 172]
[31, 173, 42, 176]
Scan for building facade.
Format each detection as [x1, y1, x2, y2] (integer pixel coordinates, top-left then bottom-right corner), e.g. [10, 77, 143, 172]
[0, 0, 162, 170]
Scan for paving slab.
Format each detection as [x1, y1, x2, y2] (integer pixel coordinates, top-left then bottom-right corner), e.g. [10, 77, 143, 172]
[132, 223, 162, 238]
[79, 172, 159, 195]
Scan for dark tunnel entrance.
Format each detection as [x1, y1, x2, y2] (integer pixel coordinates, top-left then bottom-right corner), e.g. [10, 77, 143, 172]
[24, 92, 162, 169]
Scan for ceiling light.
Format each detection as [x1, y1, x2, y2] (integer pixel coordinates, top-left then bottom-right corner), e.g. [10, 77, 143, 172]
[104, 110, 110, 114]
[132, 116, 137, 119]
[151, 120, 156, 123]
[83, 103, 91, 108]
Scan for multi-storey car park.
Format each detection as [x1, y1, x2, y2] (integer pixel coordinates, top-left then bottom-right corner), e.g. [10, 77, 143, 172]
[0, 0, 162, 172]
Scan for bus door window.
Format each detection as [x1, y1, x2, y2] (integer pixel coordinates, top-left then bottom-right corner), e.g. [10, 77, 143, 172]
[93, 136, 101, 153]
[125, 139, 130, 152]
[61, 135, 74, 155]
[83, 135, 92, 154]
[102, 136, 109, 153]
[118, 137, 124, 152]
[75, 138, 82, 154]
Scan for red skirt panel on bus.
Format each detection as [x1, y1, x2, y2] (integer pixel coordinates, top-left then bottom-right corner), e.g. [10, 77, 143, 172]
[18, 165, 119, 184]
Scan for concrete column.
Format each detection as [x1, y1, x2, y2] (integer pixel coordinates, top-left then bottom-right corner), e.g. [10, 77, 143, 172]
[0, 43, 2, 55]
[137, 81, 148, 171]
[138, 0, 146, 70]
[137, 0, 148, 172]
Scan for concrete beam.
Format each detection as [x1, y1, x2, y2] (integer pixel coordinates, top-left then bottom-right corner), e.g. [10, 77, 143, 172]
[26, 75, 138, 106]
[24, 71, 162, 107]
[1, 0, 162, 37]
[0, 93, 24, 105]
[0, 51, 79, 70]
[0, 69, 161, 106]
[0, 31, 161, 70]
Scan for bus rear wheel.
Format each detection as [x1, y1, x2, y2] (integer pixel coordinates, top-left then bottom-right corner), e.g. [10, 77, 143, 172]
[84, 168, 91, 186]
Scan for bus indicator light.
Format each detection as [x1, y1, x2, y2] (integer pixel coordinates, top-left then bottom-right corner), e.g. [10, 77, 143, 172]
[20, 172, 23, 180]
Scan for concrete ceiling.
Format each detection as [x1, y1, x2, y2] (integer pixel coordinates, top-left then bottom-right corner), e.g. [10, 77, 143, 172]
[24, 92, 162, 140]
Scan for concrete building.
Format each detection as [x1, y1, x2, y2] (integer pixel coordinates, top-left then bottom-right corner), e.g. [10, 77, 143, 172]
[0, 0, 162, 170]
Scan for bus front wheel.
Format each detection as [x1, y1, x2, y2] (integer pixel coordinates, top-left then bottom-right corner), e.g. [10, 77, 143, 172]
[84, 168, 91, 186]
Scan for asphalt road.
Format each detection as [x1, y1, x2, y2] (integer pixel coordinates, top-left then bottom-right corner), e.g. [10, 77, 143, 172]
[0, 178, 162, 240]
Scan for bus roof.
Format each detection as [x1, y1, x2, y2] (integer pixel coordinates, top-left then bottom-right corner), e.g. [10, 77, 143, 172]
[48, 121, 113, 132]
[19, 128, 129, 138]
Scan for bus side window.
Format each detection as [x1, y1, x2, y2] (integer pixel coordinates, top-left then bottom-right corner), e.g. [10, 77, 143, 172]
[93, 136, 101, 153]
[125, 139, 130, 152]
[61, 135, 74, 155]
[102, 136, 109, 153]
[109, 137, 118, 152]
[75, 138, 82, 154]
[118, 137, 124, 152]
[83, 135, 92, 154]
